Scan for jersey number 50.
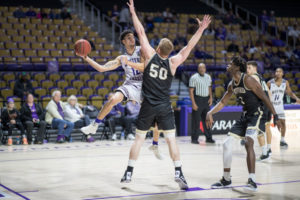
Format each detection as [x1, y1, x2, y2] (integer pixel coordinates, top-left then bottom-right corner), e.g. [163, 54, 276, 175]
[149, 64, 168, 80]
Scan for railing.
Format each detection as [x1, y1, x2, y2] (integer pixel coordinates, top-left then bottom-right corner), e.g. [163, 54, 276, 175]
[72, 0, 122, 46]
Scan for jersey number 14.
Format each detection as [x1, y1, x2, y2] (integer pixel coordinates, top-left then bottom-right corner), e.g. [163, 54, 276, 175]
[149, 64, 168, 80]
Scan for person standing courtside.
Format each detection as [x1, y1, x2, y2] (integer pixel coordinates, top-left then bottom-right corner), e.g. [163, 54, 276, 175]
[189, 63, 215, 144]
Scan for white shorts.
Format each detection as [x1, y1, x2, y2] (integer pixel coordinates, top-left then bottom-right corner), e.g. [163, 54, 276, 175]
[274, 105, 285, 119]
[116, 82, 142, 103]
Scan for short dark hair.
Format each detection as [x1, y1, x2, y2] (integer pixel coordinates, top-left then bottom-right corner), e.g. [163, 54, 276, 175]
[231, 56, 246, 73]
[247, 61, 258, 68]
[119, 30, 134, 44]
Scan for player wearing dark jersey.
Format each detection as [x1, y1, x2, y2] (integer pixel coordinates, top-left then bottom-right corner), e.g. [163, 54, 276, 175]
[120, 0, 211, 190]
[206, 56, 281, 192]
[246, 61, 273, 161]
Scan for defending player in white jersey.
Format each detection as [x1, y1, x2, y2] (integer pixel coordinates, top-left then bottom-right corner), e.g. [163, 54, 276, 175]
[267, 67, 300, 148]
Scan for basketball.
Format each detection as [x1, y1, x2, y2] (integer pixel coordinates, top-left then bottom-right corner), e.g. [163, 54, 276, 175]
[74, 39, 91, 57]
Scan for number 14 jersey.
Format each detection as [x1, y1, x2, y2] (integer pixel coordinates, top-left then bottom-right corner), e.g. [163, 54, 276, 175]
[142, 53, 173, 105]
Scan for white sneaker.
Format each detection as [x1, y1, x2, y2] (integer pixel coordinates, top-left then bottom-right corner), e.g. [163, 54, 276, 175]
[111, 133, 117, 141]
[148, 145, 164, 160]
[80, 123, 98, 135]
[127, 134, 135, 140]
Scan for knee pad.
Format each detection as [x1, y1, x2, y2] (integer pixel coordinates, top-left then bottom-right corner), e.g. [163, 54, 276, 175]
[136, 129, 147, 139]
[163, 130, 176, 139]
[245, 129, 258, 141]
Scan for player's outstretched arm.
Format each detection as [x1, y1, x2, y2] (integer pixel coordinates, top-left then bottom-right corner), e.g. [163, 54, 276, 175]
[244, 75, 281, 128]
[127, 0, 155, 59]
[78, 54, 121, 72]
[285, 80, 300, 103]
[206, 83, 233, 128]
[121, 56, 145, 72]
[170, 15, 211, 74]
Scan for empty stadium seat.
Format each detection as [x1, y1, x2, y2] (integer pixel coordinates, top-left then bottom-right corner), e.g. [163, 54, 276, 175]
[41, 80, 54, 90]
[71, 80, 84, 90]
[90, 95, 103, 109]
[34, 87, 47, 97]
[81, 87, 93, 98]
[87, 80, 98, 90]
[0, 88, 13, 99]
[65, 87, 78, 96]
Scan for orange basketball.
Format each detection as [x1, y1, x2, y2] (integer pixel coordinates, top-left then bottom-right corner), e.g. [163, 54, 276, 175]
[74, 39, 91, 57]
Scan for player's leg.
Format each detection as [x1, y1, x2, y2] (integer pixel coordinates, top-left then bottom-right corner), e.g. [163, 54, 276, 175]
[148, 123, 165, 160]
[211, 135, 233, 188]
[121, 101, 155, 183]
[279, 119, 288, 148]
[158, 107, 188, 190]
[257, 131, 269, 161]
[244, 129, 258, 191]
[81, 91, 124, 135]
[265, 122, 272, 155]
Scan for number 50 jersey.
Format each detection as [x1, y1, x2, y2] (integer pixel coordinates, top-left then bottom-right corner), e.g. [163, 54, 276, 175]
[142, 53, 173, 105]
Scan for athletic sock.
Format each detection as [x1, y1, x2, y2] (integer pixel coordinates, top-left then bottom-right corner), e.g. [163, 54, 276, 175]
[94, 118, 103, 124]
[223, 172, 231, 181]
[128, 159, 135, 168]
[262, 145, 268, 156]
[152, 141, 158, 145]
[267, 144, 271, 150]
[249, 173, 256, 182]
[281, 137, 285, 142]
[174, 160, 182, 168]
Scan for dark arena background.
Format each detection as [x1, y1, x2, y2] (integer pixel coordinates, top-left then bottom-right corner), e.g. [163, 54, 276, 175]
[0, 0, 300, 199]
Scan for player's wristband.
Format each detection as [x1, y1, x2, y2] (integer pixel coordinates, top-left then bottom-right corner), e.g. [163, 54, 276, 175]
[273, 114, 279, 124]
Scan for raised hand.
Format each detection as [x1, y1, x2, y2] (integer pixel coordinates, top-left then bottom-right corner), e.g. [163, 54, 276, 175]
[127, 0, 135, 13]
[75, 52, 87, 60]
[197, 15, 211, 31]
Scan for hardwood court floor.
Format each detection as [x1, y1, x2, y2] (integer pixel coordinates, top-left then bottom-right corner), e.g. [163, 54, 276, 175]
[0, 131, 300, 200]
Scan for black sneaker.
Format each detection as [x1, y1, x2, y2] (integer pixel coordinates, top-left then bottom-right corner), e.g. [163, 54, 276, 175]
[191, 140, 199, 144]
[211, 176, 232, 188]
[120, 170, 132, 183]
[206, 138, 215, 144]
[174, 170, 189, 190]
[267, 148, 272, 156]
[244, 178, 257, 192]
[280, 141, 288, 148]
[259, 154, 270, 161]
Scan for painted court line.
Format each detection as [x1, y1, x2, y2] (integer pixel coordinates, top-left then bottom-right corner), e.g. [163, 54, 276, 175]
[82, 179, 300, 200]
[0, 184, 30, 200]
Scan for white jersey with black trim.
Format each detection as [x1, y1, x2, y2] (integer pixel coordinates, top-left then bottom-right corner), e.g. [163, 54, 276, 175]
[121, 46, 143, 85]
[270, 78, 286, 118]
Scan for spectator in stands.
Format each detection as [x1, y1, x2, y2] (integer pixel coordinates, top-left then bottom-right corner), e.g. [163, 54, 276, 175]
[60, 7, 72, 20]
[226, 27, 238, 41]
[14, 72, 34, 100]
[269, 10, 276, 23]
[173, 33, 187, 46]
[123, 100, 140, 140]
[13, 6, 26, 18]
[20, 93, 46, 144]
[45, 90, 74, 143]
[26, 6, 36, 18]
[1, 98, 27, 146]
[64, 1, 73, 13]
[189, 63, 215, 144]
[288, 24, 300, 38]
[261, 10, 269, 33]
[293, 44, 300, 59]
[150, 34, 160, 47]
[272, 34, 285, 47]
[163, 7, 173, 22]
[111, 4, 120, 22]
[215, 25, 226, 40]
[48, 9, 57, 19]
[119, 5, 131, 30]
[64, 95, 94, 143]
[194, 46, 213, 59]
[105, 93, 124, 141]
[37, 8, 48, 19]
[144, 15, 154, 32]
[227, 40, 239, 53]
[153, 13, 164, 23]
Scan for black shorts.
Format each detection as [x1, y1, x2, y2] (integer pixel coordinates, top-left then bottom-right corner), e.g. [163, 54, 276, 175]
[136, 99, 175, 131]
[229, 109, 266, 138]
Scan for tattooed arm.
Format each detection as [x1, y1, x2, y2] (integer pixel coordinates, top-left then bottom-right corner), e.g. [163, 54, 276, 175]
[79, 55, 121, 72]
